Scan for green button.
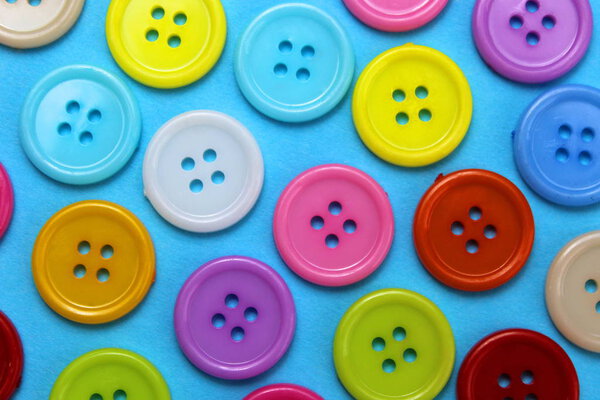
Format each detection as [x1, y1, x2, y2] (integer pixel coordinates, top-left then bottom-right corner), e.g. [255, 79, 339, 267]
[333, 289, 455, 400]
[50, 348, 171, 400]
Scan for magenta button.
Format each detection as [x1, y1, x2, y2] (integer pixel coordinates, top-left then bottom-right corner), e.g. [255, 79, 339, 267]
[473, 0, 592, 83]
[244, 383, 323, 400]
[0, 163, 14, 240]
[174, 256, 295, 380]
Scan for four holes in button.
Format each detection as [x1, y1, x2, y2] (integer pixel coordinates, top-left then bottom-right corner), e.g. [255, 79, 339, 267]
[147, 7, 186, 46]
[510, 1, 555, 47]
[182, 149, 224, 193]
[393, 85, 431, 125]
[76, 241, 113, 282]
[372, 327, 415, 373]
[60, 100, 98, 146]
[556, 125, 595, 166]
[312, 201, 358, 249]
[211, 294, 259, 340]
[451, 207, 497, 254]
[274, 40, 314, 80]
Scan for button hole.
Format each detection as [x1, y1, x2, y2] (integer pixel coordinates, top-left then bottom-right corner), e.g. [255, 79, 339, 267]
[415, 86, 428, 99]
[212, 313, 226, 328]
[151, 6, 164, 19]
[325, 234, 339, 248]
[174, 13, 187, 25]
[498, 373, 511, 388]
[451, 221, 464, 235]
[403, 348, 417, 363]
[585, 279, 597, 293]
[466, 239, 479, 254]
[372, 337, 385, 351]
[526, 32, 540, 46]
[542, 15, 556, 29]
[510, 15, 524, 29]
[382, 359, 396, 373]
[343, 219, 356, 234]
[310, 216, 324, 230]
[225, 294, 239, 308]
[231, 327, 245, 342]
[97, 268, 110, 283]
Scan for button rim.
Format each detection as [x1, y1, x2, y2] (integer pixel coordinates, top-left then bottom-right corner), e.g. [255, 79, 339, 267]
[244, 383, 323, 400]
[0, 311, 23, 400]
[0, 163, 14, 240]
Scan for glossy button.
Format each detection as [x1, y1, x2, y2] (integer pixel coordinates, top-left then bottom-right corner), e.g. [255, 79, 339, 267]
[235, 4, 354, 123]
[274, 164, 393, 287]
[50, 348, 170, 400]
[353, 44, 472, 167]
[106, 0, 226, 88]
[32, 200, 155, 324]
[457, 329, 579, 400]
[0, 163, 14, 240]
[334, 289, 455, 400]
[0, 0, 84, 49]
[473, 0, 592, 83]
[343, 0, 448, 32]
[20, 65, 141, 185]
[143, 111, 264, 233]
[414, 169, 534, 291]
[0, 312, 23, 400]
[174, 256, 295, 380]
[244, 384, 323, 400]
[514, 85, 600, 206]
[546, 231, 600, 352]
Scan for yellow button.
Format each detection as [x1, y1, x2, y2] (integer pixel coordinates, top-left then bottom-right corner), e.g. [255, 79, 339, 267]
[32, 201, 155, 324]
[106, 0, 227, 89]
[353, 44, 472, 167]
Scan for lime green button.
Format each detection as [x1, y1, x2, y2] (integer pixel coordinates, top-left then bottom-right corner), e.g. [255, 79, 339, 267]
[50, 348, 171, 400]
[333, 289, 455, 400]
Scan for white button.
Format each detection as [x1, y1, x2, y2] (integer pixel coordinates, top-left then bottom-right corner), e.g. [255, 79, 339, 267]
[143, 111, 264, 233]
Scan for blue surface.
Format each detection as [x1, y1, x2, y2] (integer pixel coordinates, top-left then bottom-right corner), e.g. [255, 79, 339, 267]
[1, 1, 600, 399]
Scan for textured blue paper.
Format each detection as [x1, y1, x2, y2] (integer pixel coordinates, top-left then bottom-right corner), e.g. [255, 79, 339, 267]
[1, 1, 600, 399]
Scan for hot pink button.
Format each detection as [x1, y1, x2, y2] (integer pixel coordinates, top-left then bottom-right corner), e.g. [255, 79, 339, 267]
[244, 383, 323, 400]
[0, 163, 14, 240]
[273, 164, 394, 286]
[342, 0, 449, 32]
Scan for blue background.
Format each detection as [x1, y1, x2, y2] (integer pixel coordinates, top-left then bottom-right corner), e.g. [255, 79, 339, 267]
[1, 1, 600, 399]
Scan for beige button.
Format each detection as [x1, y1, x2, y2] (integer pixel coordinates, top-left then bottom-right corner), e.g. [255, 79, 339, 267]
[0, 0, 85, 49]
[546, 231, 600, 353]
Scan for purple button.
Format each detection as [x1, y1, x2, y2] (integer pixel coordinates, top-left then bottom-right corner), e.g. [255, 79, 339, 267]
[473, 0, 592, 83]
[174, 256, 296, 380]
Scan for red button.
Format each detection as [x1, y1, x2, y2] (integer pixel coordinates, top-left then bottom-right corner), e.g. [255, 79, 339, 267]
[457, 329, 579, 400]
[0, 163, 14, 240]
[244, 383, 323, 400]
[0, 311, 23, 399]
[413, 169, 534, 291]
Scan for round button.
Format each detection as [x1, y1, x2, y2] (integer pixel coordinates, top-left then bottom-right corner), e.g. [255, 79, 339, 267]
[174, 256, 295, 380]
[457, 329, 579, 400]
[244, 384, 323, 400]
[106, 0, 227, 89]
[342, 0, 448, 32]
[334, 289, 455, 400]
[0, 163, 14, 240]
[50, 348, 170, 400]
[414, 169, 534, 291]
[235, 4, 354, 123]
[143, 111, 264, 233]
[32, 200, 155, 324]
[514, 84, 600, 206]
[273, 164, 394, 287]
[353, 44, 472, 167]
[20, 65, 141, 185]
[0, 312, 23, 400]
[546, 231, 600, 352]
[0, 0, 84, 49]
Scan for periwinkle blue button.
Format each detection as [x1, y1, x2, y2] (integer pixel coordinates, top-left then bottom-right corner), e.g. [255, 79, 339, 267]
[20, 65, 140, 185]
[514, 85, 600, 206]
[234, 4, 355, 123]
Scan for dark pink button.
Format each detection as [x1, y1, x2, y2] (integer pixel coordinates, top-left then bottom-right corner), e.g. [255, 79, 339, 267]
[0, 163, 14, 240]
[244, 384, 323, 400]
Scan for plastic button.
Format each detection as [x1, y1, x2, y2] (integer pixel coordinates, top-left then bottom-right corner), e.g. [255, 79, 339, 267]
[50, 348, 170, 400]
[334, 289, 455, 400]
[414, 169, 534, 291]
[457, 329, 579, 400]
[32, 200, 155, 324]
[244, 384, 323, 400]
[235, 4, 354, 123]
[0, 163, 14, 240]
[0, 312, 23, 400]
[342, 0, 448, 32]
[353, 44, 472, 167]
[20, 65, 141, 185]
[143, 111, 264, 233]
[546, 231, 600, 352]
[174, 256, 295, 380]
[106, 0, 226, 89]
[0, 0, 84, 49]
[514, 85, 600, 206]
[273, 164, 394, 287]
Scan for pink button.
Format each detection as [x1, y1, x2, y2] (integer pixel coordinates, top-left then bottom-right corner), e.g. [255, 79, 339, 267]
[244, 383, 323, 400]
[273, 164, 394, 286]
[0, 163, 14, 240]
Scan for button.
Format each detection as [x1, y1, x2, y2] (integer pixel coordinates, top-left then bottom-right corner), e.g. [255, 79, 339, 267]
[20, 65, 141, 185]
[342, 0, 448, 32]
[234, 4, 354, 123]
[106, 0, 226, 89]
[0, 163, 14, 240]
[0, 0, 84, 49]
[143, 111, 264, 233]
[457, 329, 579, 400]
[50, 348, 170, 400]
[32, 200, 155, 324]
[174, 256, 295, 380]
[353, 44, 472, 167]
[0, 312, 23, 400]
[473, 0, 592, 83]
[546, 231, 600, 352]
[273, 164, 394, 287]
[514, 84, 600, 206]
[334, 289, 454, 400]
[244, 384, 323, 400]
[414, 169, 534, 291]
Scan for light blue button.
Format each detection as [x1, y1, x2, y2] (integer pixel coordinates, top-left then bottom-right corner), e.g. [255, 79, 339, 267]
[234, 4, 355, 123]
[514, 85, 600, 206]
[20, 65, 141, 185]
